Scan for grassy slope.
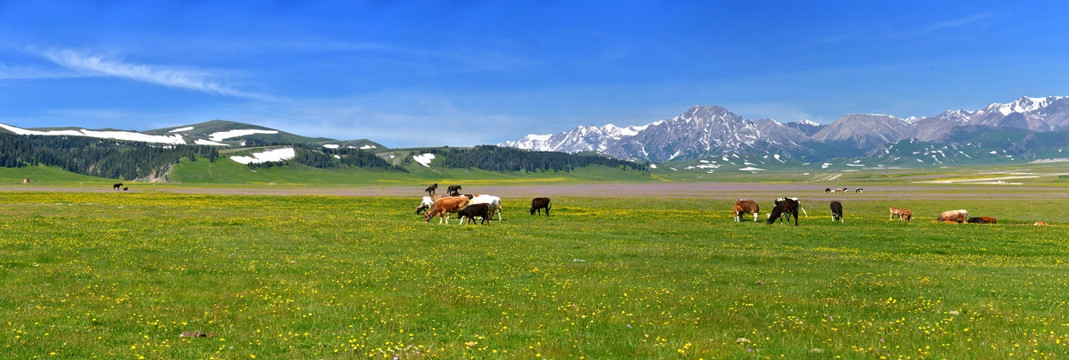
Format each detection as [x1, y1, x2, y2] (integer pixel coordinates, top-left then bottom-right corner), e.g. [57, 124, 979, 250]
[0, 164, 115, 185]
[0, 193, 1066, 358]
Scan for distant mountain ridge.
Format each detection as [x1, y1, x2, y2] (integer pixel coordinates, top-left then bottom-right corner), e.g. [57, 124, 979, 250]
[0, 119, 384, 150]
[501, 96, 1069, 163]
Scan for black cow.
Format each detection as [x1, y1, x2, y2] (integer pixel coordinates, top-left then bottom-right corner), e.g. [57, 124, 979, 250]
[830, 201, 843, 222]
[530, 197, 551, 216]
[113, 183, 123, 190]
[458, 204, 491, 225]
[766, 198, 800, 225]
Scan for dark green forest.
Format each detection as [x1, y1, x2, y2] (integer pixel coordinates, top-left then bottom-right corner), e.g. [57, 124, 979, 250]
[1, 133, 648, 179]
[0, 133, 218, 180]
[430, 145, 649, 174]
[248, 144, 408, 172]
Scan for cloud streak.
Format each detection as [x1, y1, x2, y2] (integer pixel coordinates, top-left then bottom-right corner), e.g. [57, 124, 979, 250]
[909, 13, 996, 36]
[38, 48, 277, 101]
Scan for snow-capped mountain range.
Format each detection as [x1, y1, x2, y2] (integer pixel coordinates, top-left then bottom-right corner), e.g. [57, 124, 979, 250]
[501, 96, 1069, 163]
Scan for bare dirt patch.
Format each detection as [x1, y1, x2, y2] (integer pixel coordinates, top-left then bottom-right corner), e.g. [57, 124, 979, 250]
[4, 182, 1067, 200]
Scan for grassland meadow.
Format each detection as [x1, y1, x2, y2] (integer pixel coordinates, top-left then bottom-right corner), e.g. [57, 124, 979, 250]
[1, 190, 1067, 358]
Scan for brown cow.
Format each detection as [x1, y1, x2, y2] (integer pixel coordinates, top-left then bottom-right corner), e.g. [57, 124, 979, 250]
[937, 209, 968, 223]
[530, 197, 551, 215]
[424, 196, 470, 224]
[967, 216, 997, 224]
[733, 199, 759, 222]
[889, 207, 912, 222]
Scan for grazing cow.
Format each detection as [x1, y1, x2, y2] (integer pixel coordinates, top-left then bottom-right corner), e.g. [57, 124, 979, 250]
[530, 197, 551, 216]
[113, 183, 123, 190]
[415, 194, 444, 214]
[733, 199, 760, 222]
[938, 209, 968, 223]
[783, 197, 808, 218]
[424, 196, 470, 224]
[830, 201, 844, 222]
[447, 185, 462, 196]
[425, 183, 438, 195]
[855, 187, 863, 193]
[889, 207, 912, 222]
[767, 198, 800, 225]
[458, 203, 492, 225]
[825, 188, 831, 193]
[967, 216, 997, 224]
[468, 194, 503, 221]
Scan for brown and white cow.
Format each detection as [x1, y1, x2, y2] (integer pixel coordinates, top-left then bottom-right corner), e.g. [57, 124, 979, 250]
[967, 216, 997, 224]
[733, 199, 760, 222]
[415, 194, 445, 214]
[424, 196, 470, 224]
[938, 209, 968, 223]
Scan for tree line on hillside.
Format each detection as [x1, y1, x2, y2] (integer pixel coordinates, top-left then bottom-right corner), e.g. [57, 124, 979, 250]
[430, 145, 649, 174]
[0, 133, 219, 180]
[246, 144, 408, 172]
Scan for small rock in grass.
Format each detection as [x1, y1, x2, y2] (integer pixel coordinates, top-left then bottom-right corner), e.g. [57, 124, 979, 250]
[736, 337, 750, 344]
[180, 331, 215, 338]
[948, 310, 960, 316]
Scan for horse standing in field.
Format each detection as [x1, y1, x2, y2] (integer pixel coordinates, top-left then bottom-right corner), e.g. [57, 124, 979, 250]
[113, 183, 123, 190]
[425, 183, 438, 195]
[447, 185, 462, 196]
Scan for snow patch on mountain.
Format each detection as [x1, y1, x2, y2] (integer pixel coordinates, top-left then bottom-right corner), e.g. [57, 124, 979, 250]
[0, 123, 187, 145]
[413, 153, 435, 167]
[209, 129, 279, 142]
[230, 147, 295, 164]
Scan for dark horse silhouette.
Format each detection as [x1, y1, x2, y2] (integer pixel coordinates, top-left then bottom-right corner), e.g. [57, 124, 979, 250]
[113, 183, 123, 190]
[767, 197, 800, 225]
[425, 183, 438, 195]
[447, 185, 462, 196]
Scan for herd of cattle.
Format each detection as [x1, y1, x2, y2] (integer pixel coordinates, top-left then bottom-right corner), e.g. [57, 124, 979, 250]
[415, 183, 1035, 226]
[733, 192, 1004, 225]
[417, 183, 550, 225]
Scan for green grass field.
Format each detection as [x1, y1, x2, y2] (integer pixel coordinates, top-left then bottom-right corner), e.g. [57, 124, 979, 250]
[1, 190, 1067, 359]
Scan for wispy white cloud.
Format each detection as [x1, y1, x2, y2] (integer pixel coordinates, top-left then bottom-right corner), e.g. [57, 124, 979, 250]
[908, 13, 996, 37]
[36, 48, 279, 101]
[0, 64, 88, 79]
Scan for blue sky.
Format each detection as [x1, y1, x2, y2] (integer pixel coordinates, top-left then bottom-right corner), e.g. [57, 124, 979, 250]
[3, 1, 1069, 147]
